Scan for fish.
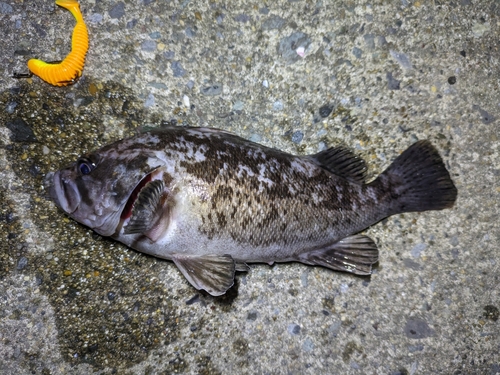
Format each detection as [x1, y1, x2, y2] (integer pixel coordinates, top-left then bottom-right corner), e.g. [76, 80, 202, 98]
[46, 126, 457, 296]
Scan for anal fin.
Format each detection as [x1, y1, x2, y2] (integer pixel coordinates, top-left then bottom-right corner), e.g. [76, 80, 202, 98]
[235, 262, 250, 272]
[172, 254, 236, 296]
[299, 235, 379, 275]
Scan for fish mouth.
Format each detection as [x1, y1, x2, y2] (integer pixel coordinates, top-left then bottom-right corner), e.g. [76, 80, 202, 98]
[46, 170, 81, 214]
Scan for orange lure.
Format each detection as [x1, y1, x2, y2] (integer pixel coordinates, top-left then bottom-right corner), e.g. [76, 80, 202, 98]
[20, 0, 89, 86]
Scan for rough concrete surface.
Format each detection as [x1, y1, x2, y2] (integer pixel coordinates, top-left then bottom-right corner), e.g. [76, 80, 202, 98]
[0, 0, 499, 374]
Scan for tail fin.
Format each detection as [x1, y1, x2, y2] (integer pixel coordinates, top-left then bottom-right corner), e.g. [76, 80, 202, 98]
[373, 140, 457, 214]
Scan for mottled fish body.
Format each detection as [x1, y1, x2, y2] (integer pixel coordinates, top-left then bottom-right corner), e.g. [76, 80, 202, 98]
[47, 126, 457, 296]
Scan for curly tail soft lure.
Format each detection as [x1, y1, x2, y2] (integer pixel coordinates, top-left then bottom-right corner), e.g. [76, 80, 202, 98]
[14, 0, 89, 86]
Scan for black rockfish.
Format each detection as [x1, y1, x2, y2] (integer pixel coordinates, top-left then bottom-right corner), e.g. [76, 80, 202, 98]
[46, 126, 457, 296]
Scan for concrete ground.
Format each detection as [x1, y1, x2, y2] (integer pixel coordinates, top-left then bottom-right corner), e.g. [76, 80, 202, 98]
[0, 0, 499, 374]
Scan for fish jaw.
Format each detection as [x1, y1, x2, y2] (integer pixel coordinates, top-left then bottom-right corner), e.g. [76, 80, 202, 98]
[47, 167, 123, 236]
[46, 170, 81, 214]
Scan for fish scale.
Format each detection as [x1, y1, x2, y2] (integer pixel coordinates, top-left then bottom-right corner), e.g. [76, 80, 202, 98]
[47, 126, 457, 296]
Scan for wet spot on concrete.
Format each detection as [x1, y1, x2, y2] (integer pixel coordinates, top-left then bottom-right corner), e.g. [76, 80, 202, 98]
[6, 117, 37, 142]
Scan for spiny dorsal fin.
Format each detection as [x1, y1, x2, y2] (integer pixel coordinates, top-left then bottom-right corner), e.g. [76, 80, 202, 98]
[298, 234, 378, 275]
[124, 179, 165, 235]
[310, 145, 367, 183]
[172, 254, 236, 296]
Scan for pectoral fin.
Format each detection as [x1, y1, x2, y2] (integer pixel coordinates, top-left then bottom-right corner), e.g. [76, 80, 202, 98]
[299, 235, 379, 275]
[172, 254, 236, 296]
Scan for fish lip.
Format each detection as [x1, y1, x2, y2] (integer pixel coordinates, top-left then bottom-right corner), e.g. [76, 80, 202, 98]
[46, 170, 81, 214]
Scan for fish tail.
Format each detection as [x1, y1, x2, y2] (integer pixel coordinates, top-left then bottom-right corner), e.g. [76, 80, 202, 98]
[373, 140, 457, 214]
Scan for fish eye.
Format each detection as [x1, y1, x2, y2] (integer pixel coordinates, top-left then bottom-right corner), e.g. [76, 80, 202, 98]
[77, 157, 96, 175]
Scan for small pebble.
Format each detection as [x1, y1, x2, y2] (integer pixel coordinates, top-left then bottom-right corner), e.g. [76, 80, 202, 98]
[411, 243, 427, 258]
[247, 311, 258, 321]
[273, 100, 284, 111]
[6, 101, 17, 114]
[404, 317, 435, 339]
[125, 18, 137, 28]
[234, 14, 250, 23]
[390, 50, 412, 70]
[144, 93, 155, 108]
[363, 33, 375, 49]
[163, 50, 175, 60]
[0, 1, 14, 13]
[448, 76, 456, 85]
[352, 47, 362, 59]
[232, 100, 244, 111]
[141, 40, 156, 52]
[278, 32, 311, 64]
[200, 84, 223, 96]
[182, 95, 190, 108]
[108, 2, 125, 19]
[471, 21, 490, 38]
[340, 283, 349, 293]
[472, 105, 496, 124]
[87, 13, 103, 24]
[386, 72, 401, 90]
[262, 15, 286, 30]
[249, 134, 261, 143]
[300, 271, 309, 287]
[170, 61, 186, 77]
[17, 257, 28, 270]
[291, 131, 303, 144]
[319, 104, 333, 118]
[302, 338, 314, 352]
[185, 27, 195, 38]
[287, 323, 301, 335]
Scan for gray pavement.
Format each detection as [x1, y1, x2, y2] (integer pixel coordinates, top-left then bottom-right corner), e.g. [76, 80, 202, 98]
[0, 0, 499, 374]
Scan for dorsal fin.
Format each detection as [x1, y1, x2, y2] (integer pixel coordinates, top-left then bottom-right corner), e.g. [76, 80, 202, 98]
[309, 145, 367, 183]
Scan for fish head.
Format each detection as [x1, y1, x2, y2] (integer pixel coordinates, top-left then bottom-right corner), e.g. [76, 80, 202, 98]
[46, 144, 163, 237]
